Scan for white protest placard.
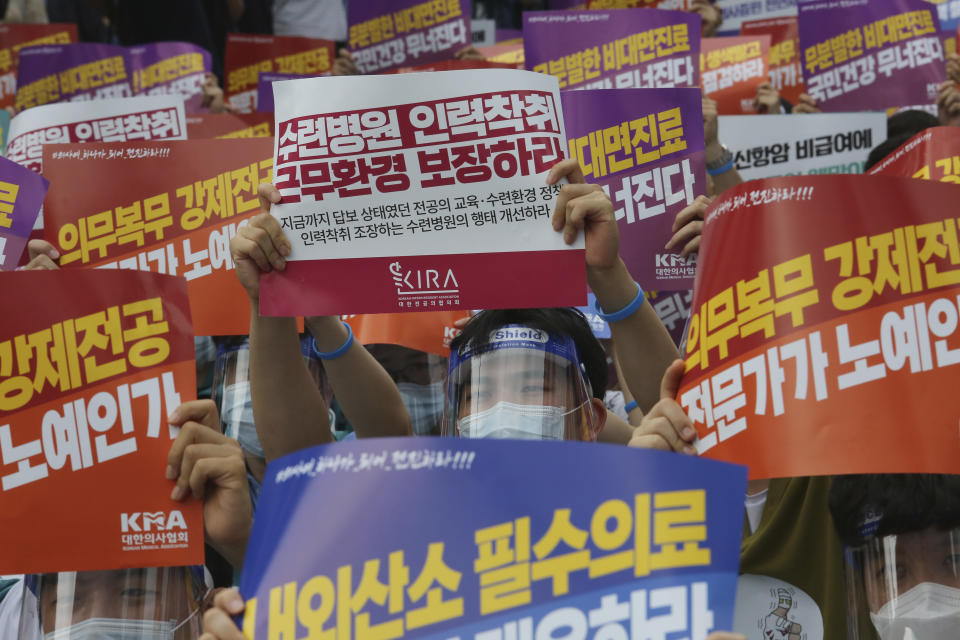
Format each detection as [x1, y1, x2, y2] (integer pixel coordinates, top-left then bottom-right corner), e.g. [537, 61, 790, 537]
[471, 18, 496, 47]
[261, 69, 585, 317]
[6, 95, 187, 175]
[716, 0, 797, 34]
[718, 112, 887, 179]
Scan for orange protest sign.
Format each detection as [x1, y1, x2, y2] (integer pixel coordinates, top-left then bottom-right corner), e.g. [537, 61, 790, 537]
[42, 138, 273, 335]
[0, 269, 203, 573]
[700, 36, 771, 114]
[679, 174, 960, 479]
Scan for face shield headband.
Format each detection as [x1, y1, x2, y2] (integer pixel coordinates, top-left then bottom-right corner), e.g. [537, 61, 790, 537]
[441, 324, 598, 441]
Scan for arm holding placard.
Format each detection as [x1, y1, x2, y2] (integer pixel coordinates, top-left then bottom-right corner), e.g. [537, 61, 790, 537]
[230, 187, 412, 462]
[547, 160, 681, 417]
[936, 80, 960, 127]
[17, 239, 60, 270]
[703, 96, 743, 196]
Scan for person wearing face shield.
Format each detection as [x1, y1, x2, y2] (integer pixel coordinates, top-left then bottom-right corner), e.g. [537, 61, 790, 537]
[18, 566, 209, 640]
[830, 474, 960, 640]
[368, 343, 448, 436]
[442, 310, 608, 441]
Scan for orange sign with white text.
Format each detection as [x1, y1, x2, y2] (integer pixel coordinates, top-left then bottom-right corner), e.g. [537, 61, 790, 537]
[0, 269, 203, 573]
[679, 174, 960, 479]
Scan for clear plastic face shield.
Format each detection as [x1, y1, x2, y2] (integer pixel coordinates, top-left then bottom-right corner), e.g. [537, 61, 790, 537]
[441, 325, 599, 441]
[20, 567, 207, 640]
[368, 343, 448, 436]
[212, 337, 332, 456]
[845, 527, 960, 640]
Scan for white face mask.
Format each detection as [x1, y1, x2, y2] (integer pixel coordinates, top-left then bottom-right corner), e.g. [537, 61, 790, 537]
[44, 617, 174, 639]
[457, 401, 572, 440]
[870, 582, 960, 640]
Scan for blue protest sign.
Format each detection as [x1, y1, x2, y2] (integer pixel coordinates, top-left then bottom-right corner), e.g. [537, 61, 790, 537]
[240, 438, 746, 639]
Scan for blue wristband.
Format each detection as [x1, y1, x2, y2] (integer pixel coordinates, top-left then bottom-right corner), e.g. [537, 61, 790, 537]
[624, 400, 639, 413]
[707, 156, 734, 176]
[594, 282, 645, 322]
[312, 322, 354, 360]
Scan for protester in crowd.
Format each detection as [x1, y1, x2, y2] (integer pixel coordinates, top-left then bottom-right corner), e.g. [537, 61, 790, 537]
[830, 474, 960, 640]
[702, 94, 744, 196]
[690, 0, 722, 37]
[368, 343, 448, 436]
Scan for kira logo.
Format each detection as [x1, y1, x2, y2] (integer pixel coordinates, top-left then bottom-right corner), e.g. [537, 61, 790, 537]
[655, 253, 697, 268]
[121, 510, 187, 533]
[389, 261, 460, 295]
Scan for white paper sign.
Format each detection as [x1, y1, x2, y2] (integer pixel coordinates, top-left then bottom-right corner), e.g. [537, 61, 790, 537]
[718, 112, 887, 180]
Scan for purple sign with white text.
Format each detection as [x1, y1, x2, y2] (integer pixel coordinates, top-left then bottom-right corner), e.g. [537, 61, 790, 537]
[524, 9, 701, 91]
[15, 43, 132, 111]
[128, 42, 211, 112]
[798, 0, 946, 111]
[0, 154, 48, 269]
[562, 88, 705, 290]
[347, 0, 471, 74]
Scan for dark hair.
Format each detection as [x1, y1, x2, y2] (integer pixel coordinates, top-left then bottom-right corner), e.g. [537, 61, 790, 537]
[865, 133, 913, 171]
[886, 109, 939, 139]
[829, 474, 960, 547]
[450, 308, 607, 399]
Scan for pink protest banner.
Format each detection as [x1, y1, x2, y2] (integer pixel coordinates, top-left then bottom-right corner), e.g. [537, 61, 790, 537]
[261, 70, 584, 316]
[700, 35, 771, 114]
[347, 0, 472, 74]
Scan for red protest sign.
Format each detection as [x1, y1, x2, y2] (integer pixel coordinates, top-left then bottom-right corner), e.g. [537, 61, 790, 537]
[0, 269, 202, 573]
[224, 34, 334, 113]
[741, 16, 804, 105]
[678, 174, 960, 479]
[700, 36, 771, 114]
[186, 112, 274, 139]
[0, 23, 77, 109]
[868, 126, 960, 182]
[42, 138, 273, 335]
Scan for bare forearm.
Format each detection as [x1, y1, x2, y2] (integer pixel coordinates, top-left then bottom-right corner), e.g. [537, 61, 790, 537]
[249, 305, 332, 462]
[588, 259, 680, 412]
[306, 316, 412, 438]
[707, 141, 743, 196]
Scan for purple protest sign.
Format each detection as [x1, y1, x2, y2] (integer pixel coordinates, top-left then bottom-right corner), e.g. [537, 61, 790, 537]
[524, 9, 701, 90]
[798, 0, 946, 111]
[15, 43, 132, 111]
[257, 72, 307, 113]
[128, 42, 211, 112]
[347, 0, 471, 74]
[563, 88, 705, 290]
[648, 289, 693, 347]
[0, 154, 48, 269]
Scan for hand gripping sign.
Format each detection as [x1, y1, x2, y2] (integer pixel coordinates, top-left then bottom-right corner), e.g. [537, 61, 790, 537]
[678, 174, 960, 479]
[798, 0, 946, 111]
[260, 69, 585, 316]
[523, 8, 701, 91]
[561, 88, 706, 291]
[239, 438, 747, 640]
[42, 138, 274, 336]
[0, 269, 202, 573]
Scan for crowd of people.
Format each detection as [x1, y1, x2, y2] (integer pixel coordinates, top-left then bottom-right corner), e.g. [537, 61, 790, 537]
[2, 0, 960, 639]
